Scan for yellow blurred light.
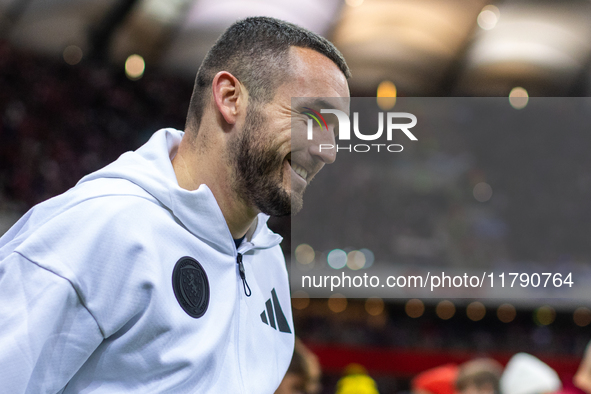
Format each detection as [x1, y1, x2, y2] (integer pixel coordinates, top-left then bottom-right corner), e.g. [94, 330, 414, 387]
[328, 294, 348, 313]
[377, 81, 397, 110]
[295, 244, 315, 265]
[477, 5, 500, 30]
[535, 306, 556, 326]
[347, 250, 366, 270]
[63, 45, 83, 65]
[509, 87, 529, 109]
[436, 300, 456, 320]
[365, 297, 384, 316]
[405, 299, 424, 318]
[291, 290, 310, 310]
[497, 303, 516, 323]
[574, 307, 591, 327]
[125, 54, 145, 80]
[346, 0, 364, 7]
[467, 301, 486, 321]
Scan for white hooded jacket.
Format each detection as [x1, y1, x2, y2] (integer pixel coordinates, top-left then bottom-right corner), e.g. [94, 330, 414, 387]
[0, 128, 294, 393]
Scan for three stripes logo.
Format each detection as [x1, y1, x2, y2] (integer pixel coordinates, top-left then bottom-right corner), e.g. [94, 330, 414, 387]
[260, 288, 291, 334]
[303, 107, 328, 140]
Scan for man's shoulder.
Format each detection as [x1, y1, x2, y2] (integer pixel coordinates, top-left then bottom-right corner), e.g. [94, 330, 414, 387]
[3, 178, 174, 264]
[0, 178, 184, 336]
[65, 178, 170, 222]
[71, 177, 162, 210]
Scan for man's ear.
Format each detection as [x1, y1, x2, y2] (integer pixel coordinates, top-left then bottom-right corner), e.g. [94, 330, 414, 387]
[211, 71, 245, 126]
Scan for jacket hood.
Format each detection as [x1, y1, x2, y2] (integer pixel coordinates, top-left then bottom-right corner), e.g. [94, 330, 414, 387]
[78, 128, 282, 254]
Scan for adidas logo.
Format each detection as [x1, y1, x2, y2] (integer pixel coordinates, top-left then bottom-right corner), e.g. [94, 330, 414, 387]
[260, 288, 291, 334]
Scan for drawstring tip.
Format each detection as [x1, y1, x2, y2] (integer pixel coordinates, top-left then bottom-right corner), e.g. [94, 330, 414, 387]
[243, 281, 252, 297]
[237, 253, 252, 297]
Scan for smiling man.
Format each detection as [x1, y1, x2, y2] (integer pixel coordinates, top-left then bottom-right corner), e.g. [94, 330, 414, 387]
[0, 17, 350, 393]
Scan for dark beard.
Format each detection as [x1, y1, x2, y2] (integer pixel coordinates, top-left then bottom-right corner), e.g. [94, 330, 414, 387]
[229, 105, 297, 217]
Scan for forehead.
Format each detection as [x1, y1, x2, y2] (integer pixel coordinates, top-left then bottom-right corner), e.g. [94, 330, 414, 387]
[273, 46, 350, 110]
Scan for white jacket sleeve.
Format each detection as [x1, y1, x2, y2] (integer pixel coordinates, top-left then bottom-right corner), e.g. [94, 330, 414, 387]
[0, 252, 103, 394]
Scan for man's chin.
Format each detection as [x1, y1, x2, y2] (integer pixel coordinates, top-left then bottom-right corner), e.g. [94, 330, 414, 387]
[290, 193, 303, 216]
[251, 187, 292, 217]
[254, 191, 303, 217]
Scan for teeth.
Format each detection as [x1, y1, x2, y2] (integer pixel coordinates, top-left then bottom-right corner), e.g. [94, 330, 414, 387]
[291, 162, 308, 180]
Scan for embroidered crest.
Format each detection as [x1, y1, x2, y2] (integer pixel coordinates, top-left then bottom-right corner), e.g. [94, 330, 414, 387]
[172, 257, 209, 318]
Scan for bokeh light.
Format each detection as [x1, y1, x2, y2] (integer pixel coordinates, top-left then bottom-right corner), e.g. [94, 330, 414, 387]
[509, 87, 529, 109]
[125, 54, 145, 80]
[291, 290, 310, 310]
[574, 307, 591, 327]
[63, 45, 83, 65]
[295, 244, 315, 265]
[377, 80, 397, 110]
[328, 294, 348, 313]
[365, 297, 384, 316]
[477, 5, 500, 30]
[405, 299, 425, 318]
[535, 305, 556, 326]
[473, 182, 493, 202]
[436, 300, 456, 320]
[347, 250, 366, 270]
[497, 303, 516, 323]
[467, 301, 486, 321]
[360, 248, 375, 268]
[327, 249, 347, 269]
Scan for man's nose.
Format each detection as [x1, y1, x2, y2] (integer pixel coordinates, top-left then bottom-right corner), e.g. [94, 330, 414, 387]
[309, 126, 337, 164]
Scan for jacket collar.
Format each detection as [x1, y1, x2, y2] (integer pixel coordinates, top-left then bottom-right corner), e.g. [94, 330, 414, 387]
[79, 128, 282, 255]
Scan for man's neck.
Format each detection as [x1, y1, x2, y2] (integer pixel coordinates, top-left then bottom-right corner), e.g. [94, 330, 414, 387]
[171, 136, 258, 239]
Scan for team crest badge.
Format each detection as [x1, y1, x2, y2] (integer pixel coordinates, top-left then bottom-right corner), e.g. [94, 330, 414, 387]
[172, 257, 210, 318]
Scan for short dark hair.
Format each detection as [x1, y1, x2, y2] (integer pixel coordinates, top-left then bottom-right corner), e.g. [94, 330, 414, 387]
[185, 16, 351, 133]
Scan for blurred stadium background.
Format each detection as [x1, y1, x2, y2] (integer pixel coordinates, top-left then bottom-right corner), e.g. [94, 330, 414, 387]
[1, 0, 591, 392]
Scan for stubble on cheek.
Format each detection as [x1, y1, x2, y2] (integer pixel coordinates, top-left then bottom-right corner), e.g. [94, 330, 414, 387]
[228, 107, 295, 216]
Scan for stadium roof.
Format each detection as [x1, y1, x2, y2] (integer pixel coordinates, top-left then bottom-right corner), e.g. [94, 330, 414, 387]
[2, 0, 591, 96]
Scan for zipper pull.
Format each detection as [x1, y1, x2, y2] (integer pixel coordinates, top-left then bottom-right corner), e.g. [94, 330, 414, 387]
[236, 253, 251, 297]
